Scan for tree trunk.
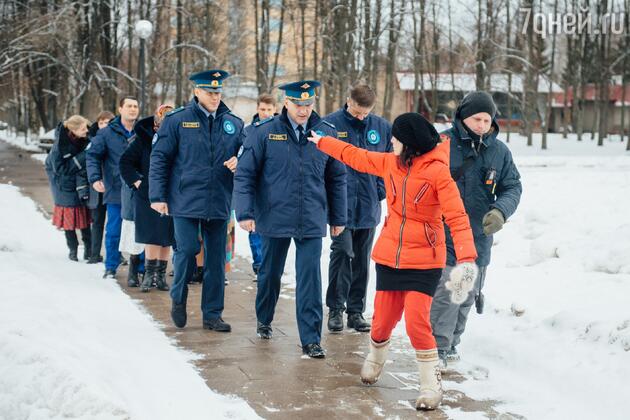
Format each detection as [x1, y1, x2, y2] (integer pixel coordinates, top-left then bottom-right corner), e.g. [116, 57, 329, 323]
[382, 0, 403, 120]
[175, 0, 183, 106]
[597, 0, 611, 146]
[542, 0, 559, 150]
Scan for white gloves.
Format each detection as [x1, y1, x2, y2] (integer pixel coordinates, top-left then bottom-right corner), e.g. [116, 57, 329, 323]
[445, 262, 479, 304]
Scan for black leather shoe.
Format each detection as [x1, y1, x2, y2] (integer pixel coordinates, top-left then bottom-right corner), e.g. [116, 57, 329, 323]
[327, 309, 343, 333]
[87, 255, 103, 264]
[171, 302, 187, 328]
[103, 269, 116, 279]
[68, 249, 78, 261]
[256, 322, 272, 339]
[347, 313, 371, 332]
[302, 343, 326, 359]
[203, 317, 231, 332]
[188, 266, 203, 284]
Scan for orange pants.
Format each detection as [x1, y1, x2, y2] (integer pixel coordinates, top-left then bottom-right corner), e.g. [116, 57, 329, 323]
[371, 290, 436, 350]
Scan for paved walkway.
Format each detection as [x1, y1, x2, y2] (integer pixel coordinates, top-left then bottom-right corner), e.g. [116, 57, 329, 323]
[0, 141, 524, 419]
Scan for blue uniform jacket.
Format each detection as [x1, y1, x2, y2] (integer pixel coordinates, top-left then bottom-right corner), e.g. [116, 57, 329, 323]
[86, 116, 133, 205]
[234, 108, 347, 239]
[324, 106, 391, 229]
[148, 99, 244, 220]
[442, 118, 522, 267]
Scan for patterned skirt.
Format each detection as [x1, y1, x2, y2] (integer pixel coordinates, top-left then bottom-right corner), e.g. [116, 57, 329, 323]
[52, 205, 91, 230]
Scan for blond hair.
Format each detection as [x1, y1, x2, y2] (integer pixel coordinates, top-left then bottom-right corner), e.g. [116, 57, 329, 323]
[63, 115, 90, 132]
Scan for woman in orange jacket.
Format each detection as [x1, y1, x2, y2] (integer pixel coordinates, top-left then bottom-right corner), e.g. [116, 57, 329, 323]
[308, 112, 477, 410]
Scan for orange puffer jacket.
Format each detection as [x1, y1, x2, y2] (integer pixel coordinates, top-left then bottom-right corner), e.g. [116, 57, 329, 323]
[318, 136, 477, 269]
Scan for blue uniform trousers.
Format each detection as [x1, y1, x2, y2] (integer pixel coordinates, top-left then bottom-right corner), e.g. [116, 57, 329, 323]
[257, 236, 323, 346]
[104, 204, 122, 271]
[171, 217, 227, 321]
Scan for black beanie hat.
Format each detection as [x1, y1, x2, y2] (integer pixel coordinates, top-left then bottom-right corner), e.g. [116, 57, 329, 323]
[456, 91, 497, 120]
[391, 113, 439, 155]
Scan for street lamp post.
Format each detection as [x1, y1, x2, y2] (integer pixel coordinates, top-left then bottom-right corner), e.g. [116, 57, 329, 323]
[134, 20, 153, 117]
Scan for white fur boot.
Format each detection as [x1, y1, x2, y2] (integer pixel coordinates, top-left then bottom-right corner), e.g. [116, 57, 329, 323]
[360, 338, 390, 385]
[415, 349, 443, 410]
[445, 262, 479, 304]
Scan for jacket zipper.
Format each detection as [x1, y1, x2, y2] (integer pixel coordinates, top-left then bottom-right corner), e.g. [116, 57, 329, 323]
[424, 222, 437, 257]
[413, 183, 430, 207]
[390, 174, 397, 203]
[395, 167, 411, 268]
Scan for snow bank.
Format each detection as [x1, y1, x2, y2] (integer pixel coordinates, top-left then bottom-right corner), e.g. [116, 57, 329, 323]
[0, 184, 259, 420]
[0, 127, 41, 152]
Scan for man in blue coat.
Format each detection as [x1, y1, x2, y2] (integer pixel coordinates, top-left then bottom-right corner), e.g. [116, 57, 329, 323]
[149, 70, 244, 332]
[323, 84, 392, 334]
[234, 81, 347, 358]
[430, 92, 522, 368]
[87, 97, 139, 278]
[245, 93, 278, 278]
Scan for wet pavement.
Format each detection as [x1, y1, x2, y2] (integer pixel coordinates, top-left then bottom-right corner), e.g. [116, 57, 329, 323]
[0, 141, 524, 419]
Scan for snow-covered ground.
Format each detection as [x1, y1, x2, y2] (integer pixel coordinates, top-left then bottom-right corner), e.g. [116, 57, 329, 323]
[0, 185, 259, 420]
[0, 127, 42, 152]
[235, 133, 630, 419]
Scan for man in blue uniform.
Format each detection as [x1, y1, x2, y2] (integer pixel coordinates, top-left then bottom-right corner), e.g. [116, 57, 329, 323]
[149, 70, 244, 332]
[87, 96, 139, 278]
[246, 93, 278, 278]
[234, 81, 347, 358]
[323, 84, 392, 334]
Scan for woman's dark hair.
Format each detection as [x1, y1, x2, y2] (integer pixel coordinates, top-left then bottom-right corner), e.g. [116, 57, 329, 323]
[398, 144, 425, 169]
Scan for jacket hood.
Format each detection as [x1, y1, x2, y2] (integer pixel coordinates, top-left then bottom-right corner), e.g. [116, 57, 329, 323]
[133, 115, 156, 141]
[106, 115, 133, 137]
[55, 122, 87, 156]
[411, 138, 450, 167]
[88, 121, 100, 138]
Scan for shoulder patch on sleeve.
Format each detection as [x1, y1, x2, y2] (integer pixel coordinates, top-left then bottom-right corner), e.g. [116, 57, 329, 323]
[166, 106, 184, 117]
[254, 116, 274, 127]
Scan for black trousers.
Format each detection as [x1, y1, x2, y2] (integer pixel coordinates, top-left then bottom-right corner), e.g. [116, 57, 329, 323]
[325, 227, 376, 314]
[90, 201, 106, 258]
[65, 228, 91, 252]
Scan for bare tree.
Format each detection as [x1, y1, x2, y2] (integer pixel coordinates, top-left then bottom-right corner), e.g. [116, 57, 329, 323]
[542, 0, 559, 150]
[382, 0, 404, 120]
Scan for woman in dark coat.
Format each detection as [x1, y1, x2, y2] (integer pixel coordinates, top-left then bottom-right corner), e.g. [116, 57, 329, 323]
[45, 115, 92, 261]
[119, 104, 174, 292]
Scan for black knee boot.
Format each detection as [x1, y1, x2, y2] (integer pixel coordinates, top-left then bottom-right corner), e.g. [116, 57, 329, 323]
[65, 230, 79, 261]
[141, 259, 158, 292]
[127, 254, 141, 287]
[81, 228, 91, 261]
[155, 260, 170, 291]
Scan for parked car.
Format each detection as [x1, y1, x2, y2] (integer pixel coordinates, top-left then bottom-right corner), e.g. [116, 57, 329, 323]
[38, 129, 56, 152]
